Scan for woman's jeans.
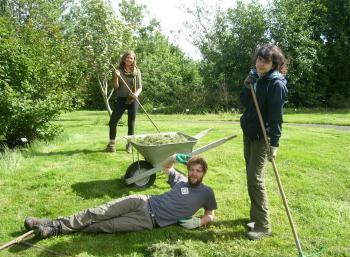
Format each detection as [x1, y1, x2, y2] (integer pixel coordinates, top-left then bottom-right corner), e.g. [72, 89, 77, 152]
[109, 97, 139, 140]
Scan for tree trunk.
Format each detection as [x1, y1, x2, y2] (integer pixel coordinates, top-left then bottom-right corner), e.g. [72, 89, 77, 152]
[98, 77, 113, 116]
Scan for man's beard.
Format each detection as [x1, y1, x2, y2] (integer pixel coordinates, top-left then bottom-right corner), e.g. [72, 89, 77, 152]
[188, 176, 203, 187]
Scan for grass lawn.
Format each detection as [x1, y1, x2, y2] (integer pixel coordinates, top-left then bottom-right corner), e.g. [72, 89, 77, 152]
[0, 111, 349, 257]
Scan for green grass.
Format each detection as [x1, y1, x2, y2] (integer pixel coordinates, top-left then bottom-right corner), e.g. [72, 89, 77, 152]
[0, 111, 349, 257]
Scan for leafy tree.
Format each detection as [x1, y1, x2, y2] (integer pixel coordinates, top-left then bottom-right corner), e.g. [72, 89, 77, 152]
[63, 0, 133, 115]
[315, 0, 350, 107]
[0, 0, 83, 144]
[118, 0, 204, 113]
[187, 1, 267, 110]
[269, 0, 324, 107]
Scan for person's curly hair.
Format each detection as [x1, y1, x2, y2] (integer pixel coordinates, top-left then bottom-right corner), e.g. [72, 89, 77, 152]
[255, 44, 288, 75]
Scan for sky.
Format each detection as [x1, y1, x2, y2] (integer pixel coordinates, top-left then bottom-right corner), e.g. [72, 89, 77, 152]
[112, 0, 239, 59]
[113, 0, 268, 60]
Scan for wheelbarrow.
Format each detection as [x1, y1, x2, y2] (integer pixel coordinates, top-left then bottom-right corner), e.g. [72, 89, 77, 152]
[123, 129, 237, 187]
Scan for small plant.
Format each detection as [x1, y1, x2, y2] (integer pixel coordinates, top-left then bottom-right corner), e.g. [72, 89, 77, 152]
[145, 240, 199, 257]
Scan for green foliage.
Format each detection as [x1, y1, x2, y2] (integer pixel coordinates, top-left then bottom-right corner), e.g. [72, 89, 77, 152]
[270, 0, 324, 107]
[317, 0, 350, 108]
[187, 0, 350, 109]
[187, 1, 268, 110]
[118, 0, 204, 113]
[0, 2, 82, 144]
[137, 33, 203, 113]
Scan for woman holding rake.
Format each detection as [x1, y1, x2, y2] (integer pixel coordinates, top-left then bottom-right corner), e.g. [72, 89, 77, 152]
[240, 44, 288, 240]
[106, 50, 142, 153]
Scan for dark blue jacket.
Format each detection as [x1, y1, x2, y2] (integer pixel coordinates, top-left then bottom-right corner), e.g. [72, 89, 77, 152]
[240, 69, 288, 147]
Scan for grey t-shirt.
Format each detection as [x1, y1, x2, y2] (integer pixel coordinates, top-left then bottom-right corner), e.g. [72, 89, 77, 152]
[149, 170, 217, 227]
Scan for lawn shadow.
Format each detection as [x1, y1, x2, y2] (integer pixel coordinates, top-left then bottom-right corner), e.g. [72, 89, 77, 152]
[71, 178, 145, 199]
[29, 149, 111, 157]
[9, 232, 70, 257]
[7, 218, 249, 257]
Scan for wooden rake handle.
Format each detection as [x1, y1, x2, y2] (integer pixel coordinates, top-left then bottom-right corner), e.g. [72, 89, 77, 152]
[0, 230, 34, 251]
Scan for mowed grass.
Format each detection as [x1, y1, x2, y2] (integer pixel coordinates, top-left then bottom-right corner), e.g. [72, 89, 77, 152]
[0, 111, 349, 257]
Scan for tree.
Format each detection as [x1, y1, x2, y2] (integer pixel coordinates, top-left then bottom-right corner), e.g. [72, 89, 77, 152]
[64, 0, 132, 115]
[117, 0, 203, 113]
[314, 0, 350, 107]
[0, 0, 83, 145]
[269, 0, 324, 107]
[187, 1, 267, 110]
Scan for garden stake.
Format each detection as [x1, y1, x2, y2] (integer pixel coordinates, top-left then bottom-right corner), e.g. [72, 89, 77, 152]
[0, 230, 34, 251]
[111, 64, 161, 133]
[249, 83, 305, 257]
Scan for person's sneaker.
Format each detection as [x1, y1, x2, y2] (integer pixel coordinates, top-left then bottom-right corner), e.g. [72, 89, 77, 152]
[246, 222, 255, 231]
[34, 224, 62, 239]
[126, 143, 132, 153]
[105, 143, 116, 153]
[247, 227, 272, 241]
[24, 217, 54, 231]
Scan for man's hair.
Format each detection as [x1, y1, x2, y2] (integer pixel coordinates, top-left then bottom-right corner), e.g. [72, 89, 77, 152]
[186, 156, 208, 174]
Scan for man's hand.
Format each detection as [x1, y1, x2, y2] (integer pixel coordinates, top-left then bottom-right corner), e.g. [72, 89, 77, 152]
[178, 216, 201, 229]
[162, 154, 176, 173]
[175, 153, 191, 164]
[268, 146, 278, 161]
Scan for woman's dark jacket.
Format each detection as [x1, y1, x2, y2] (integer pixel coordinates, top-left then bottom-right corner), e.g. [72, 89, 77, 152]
[240, 69, 288, 147]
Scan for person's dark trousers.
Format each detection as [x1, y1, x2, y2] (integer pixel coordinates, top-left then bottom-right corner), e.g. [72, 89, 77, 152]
[243, 134, 270, 231]
[109, 97, 139, 140]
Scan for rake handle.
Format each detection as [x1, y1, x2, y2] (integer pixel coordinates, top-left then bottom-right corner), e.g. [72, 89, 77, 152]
[249, 83, 304, 257]
[112, 65, 160, 133]
[0, 230, 34, 251]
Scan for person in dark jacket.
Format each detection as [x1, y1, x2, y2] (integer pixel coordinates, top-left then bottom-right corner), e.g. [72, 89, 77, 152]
[240, 44, 288, 240]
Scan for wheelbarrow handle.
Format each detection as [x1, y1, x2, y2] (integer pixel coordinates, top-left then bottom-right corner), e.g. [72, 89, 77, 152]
[193, 128, 212, 140]
[189, 134, 237, 156]
[124, 134, 237, 185]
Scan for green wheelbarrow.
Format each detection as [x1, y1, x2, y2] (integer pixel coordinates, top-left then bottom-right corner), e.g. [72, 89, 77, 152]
[123, 129, 237, 188]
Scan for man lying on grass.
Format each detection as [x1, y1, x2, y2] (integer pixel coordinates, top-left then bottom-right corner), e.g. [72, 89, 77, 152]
[24, 154, 217, 239]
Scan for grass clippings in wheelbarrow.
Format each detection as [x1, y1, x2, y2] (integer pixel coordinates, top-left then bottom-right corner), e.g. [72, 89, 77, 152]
[132, 134, 190, 146]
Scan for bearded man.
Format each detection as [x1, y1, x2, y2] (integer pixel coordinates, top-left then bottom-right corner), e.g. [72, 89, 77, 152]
[24, 154, 217, 238]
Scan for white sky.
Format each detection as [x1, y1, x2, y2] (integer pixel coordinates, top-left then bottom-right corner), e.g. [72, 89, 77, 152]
[113, 0, 267, 60]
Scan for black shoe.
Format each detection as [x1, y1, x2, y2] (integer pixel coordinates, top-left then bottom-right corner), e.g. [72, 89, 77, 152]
[34, 223, 62, 239]
[24, 217, 54, 231]
[247, 227, 272, 240]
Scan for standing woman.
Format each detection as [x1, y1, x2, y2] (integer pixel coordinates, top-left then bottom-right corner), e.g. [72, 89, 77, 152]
[106, 51, 142, 153]
[240, 44, 288, 240]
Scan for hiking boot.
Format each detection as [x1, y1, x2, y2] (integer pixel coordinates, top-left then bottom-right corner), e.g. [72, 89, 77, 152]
[34, 223, 62, 239]
[105, 143, 116, 153]
[247, 227, 272, 241]
[126, 143, 132, 153]
[24, 217, 54, 231]
[246, 222, 255, 231]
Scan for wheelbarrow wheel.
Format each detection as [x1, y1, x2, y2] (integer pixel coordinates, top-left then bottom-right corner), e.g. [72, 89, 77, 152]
[124, 161, 156, 188]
